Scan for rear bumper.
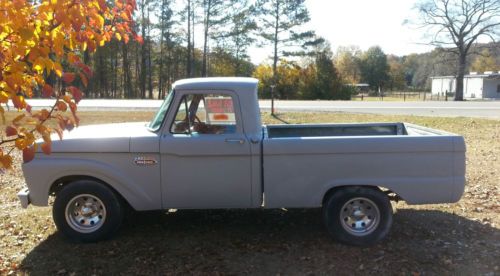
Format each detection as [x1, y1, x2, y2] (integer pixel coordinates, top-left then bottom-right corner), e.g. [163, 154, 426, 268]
[17, 188, 30, 208]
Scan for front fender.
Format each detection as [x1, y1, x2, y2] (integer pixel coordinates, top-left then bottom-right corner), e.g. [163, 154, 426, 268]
[22, 154, 162, 211]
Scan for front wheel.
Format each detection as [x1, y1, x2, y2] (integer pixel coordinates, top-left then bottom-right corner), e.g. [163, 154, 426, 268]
[53, 180, 124, 243]
[323, 187, 393, 246]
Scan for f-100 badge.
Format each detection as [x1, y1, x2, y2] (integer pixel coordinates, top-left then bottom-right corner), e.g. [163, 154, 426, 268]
[134, 156, 158, 166]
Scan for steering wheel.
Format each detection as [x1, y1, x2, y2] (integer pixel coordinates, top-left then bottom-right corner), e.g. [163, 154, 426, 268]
[191, 115, 208, 133]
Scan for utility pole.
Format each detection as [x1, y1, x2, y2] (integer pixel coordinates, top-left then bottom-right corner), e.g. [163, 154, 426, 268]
[270, 84, 276, 115]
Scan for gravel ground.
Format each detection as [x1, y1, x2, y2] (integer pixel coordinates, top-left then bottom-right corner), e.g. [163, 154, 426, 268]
[0, 111, 499, 275]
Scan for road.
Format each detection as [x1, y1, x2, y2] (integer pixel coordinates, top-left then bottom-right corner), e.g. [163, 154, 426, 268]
[21, 99, 500, 119]
[260, 100, 500, 119]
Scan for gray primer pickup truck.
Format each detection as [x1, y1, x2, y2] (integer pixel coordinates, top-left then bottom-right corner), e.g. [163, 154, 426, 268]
[19, 77, 466, 245]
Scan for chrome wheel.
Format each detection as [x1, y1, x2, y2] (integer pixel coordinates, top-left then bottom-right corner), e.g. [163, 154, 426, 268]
[340, 197, 380, 236]
[65, 194, 107, 233]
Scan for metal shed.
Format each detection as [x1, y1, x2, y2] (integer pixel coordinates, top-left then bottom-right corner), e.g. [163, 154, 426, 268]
[430, 72, 500, 99]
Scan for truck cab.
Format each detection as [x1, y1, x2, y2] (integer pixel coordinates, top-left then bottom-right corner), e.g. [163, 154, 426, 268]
[152, 78, 263, 209]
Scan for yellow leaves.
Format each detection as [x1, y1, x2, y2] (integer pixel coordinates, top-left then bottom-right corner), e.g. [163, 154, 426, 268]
[67, 53, 80, 64]
[122, 33, 130, 44]
[12, 114, 25, 126]
[96, 15, 105, 28]
[4, 73, 23, 91]
[0, 0, 138, 168]
[12, 0, 27, 10]
[34, 75, 45, 86]
[53, 62, 63, 77]
[44, 58, 53, 71]
[62, 95, 72, 104]
[15, 132, 35, 150]
[19, 28, 33, 40]
[33, 57, 45, 72]
[39, 125, 52, 155]
[51, 28, 65, 57]
[120, 11, 130, 20]
[0, 92, 8, 103]
[8, 62, 28, 74]
[54, 11, 66, 25]
[36, 124, 52, 150]
[0, 153, 13, 170]
[34, 19, 43, 34]
[471, 49, 498, 72]
[39, 109, 50, 121]
[12, 95, 27, 110]
[14, 138, 26, 150]
[35, 124, 47, 134]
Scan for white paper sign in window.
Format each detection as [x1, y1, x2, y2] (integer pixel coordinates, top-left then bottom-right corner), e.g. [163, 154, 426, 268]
[205, 96, 236, 125]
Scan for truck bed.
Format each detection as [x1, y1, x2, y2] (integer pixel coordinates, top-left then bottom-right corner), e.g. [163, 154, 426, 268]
[266, 122, 453, 138]
[262, 122, 466, 208]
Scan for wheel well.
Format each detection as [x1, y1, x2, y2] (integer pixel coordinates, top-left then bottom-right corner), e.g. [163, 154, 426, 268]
[322, 185, 402, 206]
[49, 175, 134, 210]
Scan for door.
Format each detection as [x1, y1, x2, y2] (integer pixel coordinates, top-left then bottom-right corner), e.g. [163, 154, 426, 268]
[160, 90, 253, 208]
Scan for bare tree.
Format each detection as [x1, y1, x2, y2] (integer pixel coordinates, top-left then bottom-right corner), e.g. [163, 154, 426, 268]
[415, 0, 500, 100]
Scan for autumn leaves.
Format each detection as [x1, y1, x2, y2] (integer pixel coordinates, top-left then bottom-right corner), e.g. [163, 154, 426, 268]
[0, 0, 140, 169]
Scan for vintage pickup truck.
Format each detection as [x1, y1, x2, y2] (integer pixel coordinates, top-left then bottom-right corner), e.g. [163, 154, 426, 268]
[18, 77, 466, 245]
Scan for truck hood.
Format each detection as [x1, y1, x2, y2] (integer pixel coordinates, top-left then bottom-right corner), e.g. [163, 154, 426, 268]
[48, 122, 156, 153]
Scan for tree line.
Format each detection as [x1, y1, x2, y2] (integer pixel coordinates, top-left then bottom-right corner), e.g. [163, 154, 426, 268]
[84, 0, 319, 100]
[78, 0, 500, 101]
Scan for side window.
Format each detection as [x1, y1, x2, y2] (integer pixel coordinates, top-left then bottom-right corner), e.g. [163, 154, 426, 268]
[497, 84, 500, 93]
[170, 93, 238, 135]
[170, 94, 193, 134]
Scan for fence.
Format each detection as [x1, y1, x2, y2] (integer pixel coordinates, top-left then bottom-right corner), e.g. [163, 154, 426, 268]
[351, 92, 454, 101]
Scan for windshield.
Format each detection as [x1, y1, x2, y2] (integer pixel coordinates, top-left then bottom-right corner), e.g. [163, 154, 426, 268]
[148, 90, 174, 132]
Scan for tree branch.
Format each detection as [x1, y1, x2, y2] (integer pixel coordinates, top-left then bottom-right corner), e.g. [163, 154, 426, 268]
[0, 97, 60, 147]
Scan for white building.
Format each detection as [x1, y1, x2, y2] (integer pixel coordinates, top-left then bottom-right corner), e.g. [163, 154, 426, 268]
[430, 71, 500, 99]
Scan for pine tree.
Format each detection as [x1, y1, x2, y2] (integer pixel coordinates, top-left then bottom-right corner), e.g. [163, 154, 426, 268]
[200, 0, 232, 77]
[256, 0, 322, 87]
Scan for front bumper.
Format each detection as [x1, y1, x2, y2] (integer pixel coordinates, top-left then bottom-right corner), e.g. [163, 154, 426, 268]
[17, 188, 30, 208]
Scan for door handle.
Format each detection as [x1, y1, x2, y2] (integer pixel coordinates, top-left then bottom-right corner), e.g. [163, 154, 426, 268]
[250, 138, 260, 144]
[225, 138, 245, 144]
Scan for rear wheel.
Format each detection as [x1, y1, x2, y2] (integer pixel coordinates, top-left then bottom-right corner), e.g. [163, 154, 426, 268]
[53, 180, 124, 243]
[323, 187, 392, 246]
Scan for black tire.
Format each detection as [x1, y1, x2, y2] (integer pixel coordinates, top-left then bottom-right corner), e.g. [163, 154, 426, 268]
[322, 186, 393, 246]
[53, 180, 124, 243]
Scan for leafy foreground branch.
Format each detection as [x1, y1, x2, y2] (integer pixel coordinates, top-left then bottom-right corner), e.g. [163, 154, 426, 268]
[0, 0, 140, 169]
[0, 94, 74, 169]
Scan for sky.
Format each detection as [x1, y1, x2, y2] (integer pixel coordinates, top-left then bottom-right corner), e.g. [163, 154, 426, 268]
[249, 0, 435, 64]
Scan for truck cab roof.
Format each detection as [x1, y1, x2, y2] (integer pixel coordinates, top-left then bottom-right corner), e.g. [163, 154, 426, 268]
[172, 77, 258, 91]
